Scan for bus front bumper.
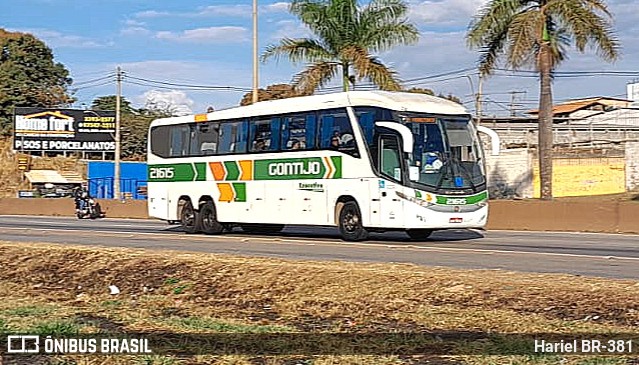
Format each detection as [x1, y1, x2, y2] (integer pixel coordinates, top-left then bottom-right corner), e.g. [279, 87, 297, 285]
[405, 203, 488, 230]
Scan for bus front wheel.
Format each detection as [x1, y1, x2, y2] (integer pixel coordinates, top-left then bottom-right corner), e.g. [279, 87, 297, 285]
[406, 229, 433, 240]
[338, 201, 369, 241]
[180, 201, 200, 234]
[199, 201, 224, 235]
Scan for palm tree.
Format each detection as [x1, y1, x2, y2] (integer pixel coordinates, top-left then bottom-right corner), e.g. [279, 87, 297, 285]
[262, 0, 419, 94]
[466, 0, 619, 200]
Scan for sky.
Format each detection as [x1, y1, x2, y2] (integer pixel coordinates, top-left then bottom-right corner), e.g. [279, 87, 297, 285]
[2, 0, 639, 116]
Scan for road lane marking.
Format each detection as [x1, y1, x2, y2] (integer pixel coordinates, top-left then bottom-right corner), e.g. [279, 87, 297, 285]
[0, 226, 638, 262]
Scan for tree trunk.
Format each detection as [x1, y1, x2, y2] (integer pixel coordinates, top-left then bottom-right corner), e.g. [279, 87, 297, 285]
[538, 44, 554, 200]
[342, 62, 350, 92]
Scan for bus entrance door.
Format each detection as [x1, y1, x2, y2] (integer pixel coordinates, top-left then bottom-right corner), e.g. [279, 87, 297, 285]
[374, 134, 405, 227]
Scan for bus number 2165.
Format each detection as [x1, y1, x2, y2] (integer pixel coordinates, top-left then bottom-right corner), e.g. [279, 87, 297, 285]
[150, 167, 175, 179]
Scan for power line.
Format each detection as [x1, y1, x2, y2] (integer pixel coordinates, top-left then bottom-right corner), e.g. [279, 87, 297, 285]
[124, 74, 251, 92]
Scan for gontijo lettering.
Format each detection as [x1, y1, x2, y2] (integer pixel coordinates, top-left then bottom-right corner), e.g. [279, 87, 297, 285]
[268, 161, 321, 176]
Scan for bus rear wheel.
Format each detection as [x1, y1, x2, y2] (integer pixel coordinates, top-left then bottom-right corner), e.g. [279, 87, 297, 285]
[180, 201, 200, 234]
[406, 229, 433, 240]
[338, 201, 368, 241]
[240, 224, 284, 234]
[199, 201, 224, 235]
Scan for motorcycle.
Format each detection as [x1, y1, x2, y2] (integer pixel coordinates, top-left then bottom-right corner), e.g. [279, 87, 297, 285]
[75, 197, 104, 219]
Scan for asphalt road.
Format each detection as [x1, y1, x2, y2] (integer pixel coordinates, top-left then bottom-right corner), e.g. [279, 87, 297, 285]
[0, 215, 637, 279]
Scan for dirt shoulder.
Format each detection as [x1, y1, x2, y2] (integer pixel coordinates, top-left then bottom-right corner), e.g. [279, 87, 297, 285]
[0, 241, 637, 364]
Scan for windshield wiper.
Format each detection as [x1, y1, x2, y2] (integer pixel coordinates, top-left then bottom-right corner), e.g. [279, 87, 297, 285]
[449, 155, 477, 191]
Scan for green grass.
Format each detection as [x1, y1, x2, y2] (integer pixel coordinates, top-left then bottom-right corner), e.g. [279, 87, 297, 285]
[31, 319, 82, 336]
[2, 304, 55, 317]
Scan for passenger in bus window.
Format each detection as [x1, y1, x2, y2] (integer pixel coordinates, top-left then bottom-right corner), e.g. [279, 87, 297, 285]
[290, 140, 302, 150]
[254, 139, 266, 151]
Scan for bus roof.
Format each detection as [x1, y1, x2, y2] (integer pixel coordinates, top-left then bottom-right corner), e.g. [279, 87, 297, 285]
[150, 90, 470, 127]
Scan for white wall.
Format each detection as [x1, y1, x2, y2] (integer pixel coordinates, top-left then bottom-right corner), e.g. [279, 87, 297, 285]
[626, 142, 639, 191]
[484, 148, 533, 199]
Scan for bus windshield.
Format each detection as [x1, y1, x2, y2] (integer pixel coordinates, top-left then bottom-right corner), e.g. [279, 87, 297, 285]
[404, 116, 485, 190]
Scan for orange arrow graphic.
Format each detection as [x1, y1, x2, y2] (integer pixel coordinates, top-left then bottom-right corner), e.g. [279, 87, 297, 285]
[323, 156, 334, 179]
[209, 162, 226, 181]
[217, 183, 234, 202]
[239, 160, 253, 181]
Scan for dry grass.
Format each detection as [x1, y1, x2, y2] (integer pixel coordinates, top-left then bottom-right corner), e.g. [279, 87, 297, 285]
[0, 138, 86, 197]
[0, 241, 637, 364]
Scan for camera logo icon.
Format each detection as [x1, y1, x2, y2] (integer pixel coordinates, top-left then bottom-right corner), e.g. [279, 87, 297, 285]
[7, 335, 40, 353]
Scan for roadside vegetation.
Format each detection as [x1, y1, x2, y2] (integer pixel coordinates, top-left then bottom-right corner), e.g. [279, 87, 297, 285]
[0, 241, 636, 364]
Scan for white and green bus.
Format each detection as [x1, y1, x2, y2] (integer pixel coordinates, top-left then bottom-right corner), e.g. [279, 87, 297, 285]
[147, 91, 499, 241]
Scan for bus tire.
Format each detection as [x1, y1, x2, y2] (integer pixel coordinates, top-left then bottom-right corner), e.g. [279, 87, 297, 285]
[338, 201, 368, 241]
[240, 224, 284, 234]
[180, 200, 200, 234]
[406, 229, 433, 240]
[199, 201, 224, 235]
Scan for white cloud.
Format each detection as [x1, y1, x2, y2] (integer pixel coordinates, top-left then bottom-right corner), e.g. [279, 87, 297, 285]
[11, 28, 107, 48]
[134, 10, 172, 18]
[155, 26, 249, 43]
[264, 2, 290, 13]
[134, 2, 290, 19]
[408, 0, 488, 27]
[139, 90, 195, 116]
[121, 26, 152, 36]
[270, 20, 312, 40]
[123, 19, 146, 27]
[196, 4, 252, 17]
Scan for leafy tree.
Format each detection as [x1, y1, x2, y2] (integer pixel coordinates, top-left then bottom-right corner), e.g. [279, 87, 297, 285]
[91, 95, 134, 114]
[466, 0, 619, 199]
[89, 95, 173, 159]
[0, 29, 74, 134]
[262, 0, 419, 94]
[239, 84, 312, 106]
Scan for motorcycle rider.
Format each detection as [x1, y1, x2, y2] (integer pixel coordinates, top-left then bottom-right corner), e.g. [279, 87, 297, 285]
[73, 184, 90, 213]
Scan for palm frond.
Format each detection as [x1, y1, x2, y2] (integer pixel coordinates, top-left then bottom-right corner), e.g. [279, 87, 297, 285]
[506, 10, 542, 68]
[261, 38, 333, 64]
[467, 0, 522, 48]
[546, 0, 619, 61]
[360, 22, 419, 52]
[292, 61, 340, 95]
[342, 46, 402, 91]
[360, 0, 408, 26]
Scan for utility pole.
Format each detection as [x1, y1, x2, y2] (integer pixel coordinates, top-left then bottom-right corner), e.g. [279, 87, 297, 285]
[475, 75, 483, 125]
[252, 0, 259, 104]
[114, 66, 122, 201]
[509, 91, 526, 117]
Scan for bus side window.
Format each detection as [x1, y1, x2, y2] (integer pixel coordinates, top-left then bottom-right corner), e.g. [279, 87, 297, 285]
[250, 118, 279, 152]
[198, 122, 219, 156]
[169, 124, 190, 157]
[150, 125, 170, 158]
[319, 109, 358, 157]
[282, 113, 315, 150]
[219, 120, 248, 154]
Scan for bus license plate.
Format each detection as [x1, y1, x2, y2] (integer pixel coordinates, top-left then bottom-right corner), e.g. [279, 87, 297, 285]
[449, 217, 463, 223]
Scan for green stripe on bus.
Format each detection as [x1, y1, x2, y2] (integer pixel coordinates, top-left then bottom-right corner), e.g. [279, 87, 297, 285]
[435, 191, 488, 205]
[224, 161, 240, 181]
[331, 156, 342, 179]
[232, 183, 246, 202]
[194, 162, 206, 181]
[149, 163, 201, 182]
[253, 157, 342, 180]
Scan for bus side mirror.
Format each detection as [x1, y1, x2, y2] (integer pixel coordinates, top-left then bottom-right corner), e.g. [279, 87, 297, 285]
[409, 166, 419, 181]
[477, 125, 500, 156]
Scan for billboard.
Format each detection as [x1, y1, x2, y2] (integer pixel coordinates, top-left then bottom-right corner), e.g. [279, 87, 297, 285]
[13, 108, 116, 152]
